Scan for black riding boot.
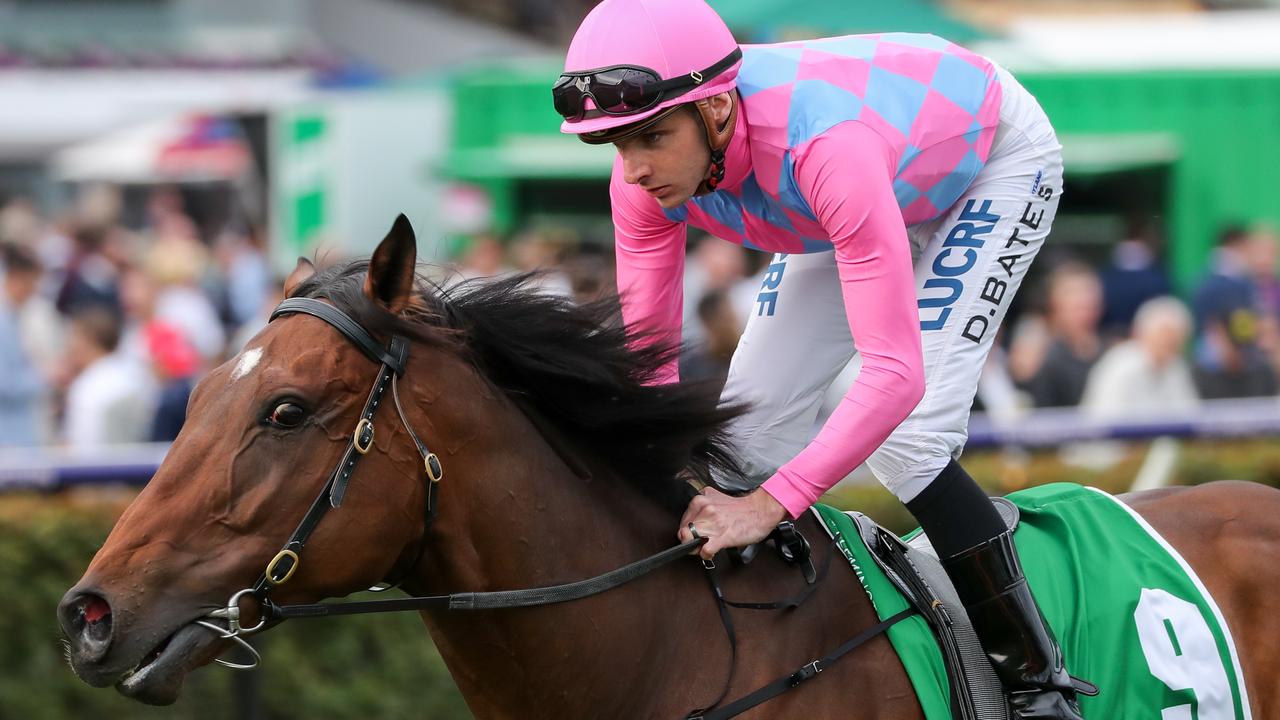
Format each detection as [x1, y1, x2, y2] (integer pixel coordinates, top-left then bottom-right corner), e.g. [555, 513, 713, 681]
[944, 531, 1095, 719]
[905, 460, 1094, 720]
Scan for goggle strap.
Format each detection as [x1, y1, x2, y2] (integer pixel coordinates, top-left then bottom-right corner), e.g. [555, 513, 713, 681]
[649, 47, 742, 95]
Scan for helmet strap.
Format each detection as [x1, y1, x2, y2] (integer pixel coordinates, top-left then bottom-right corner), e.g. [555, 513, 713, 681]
[693, 93, 738, 196]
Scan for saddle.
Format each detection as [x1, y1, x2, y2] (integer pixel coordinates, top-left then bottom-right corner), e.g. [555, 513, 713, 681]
[814, 500, 1021, 720]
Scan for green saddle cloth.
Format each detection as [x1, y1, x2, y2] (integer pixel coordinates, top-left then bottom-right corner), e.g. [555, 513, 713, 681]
[812, 483, 1252, 719]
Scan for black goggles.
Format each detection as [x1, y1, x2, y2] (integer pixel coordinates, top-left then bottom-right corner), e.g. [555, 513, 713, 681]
[553, 47, 742, 122]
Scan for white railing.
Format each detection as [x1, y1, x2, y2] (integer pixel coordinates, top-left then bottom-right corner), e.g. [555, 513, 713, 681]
[0, 443, 169, 490]
[966, 396, 1280, 448]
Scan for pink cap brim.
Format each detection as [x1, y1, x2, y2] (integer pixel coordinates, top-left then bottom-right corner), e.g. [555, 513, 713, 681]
[559, 102, 666, 136]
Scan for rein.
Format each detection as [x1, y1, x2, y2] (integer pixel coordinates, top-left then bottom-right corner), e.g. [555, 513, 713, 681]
[202, 296, 914, 718]
[262, 537, 707, 617]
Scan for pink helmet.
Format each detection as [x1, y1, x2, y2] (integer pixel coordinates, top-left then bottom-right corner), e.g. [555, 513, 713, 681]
[557, 0, 741, 139]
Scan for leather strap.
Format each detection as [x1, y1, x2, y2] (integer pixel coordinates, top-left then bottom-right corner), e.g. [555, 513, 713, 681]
[722, 546, 830, 611]
[272, 298, 407, 375]
[263, 538, 708, 618]
[689, 608, 916, 720]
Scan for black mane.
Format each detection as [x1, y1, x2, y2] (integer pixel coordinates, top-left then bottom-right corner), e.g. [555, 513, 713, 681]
[290, 262, 745, 512]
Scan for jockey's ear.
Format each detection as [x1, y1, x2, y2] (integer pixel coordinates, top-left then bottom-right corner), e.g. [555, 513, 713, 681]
[708, 91, 734, 130]
[365, 213, 418, 313]
[283, 257, 316, 298]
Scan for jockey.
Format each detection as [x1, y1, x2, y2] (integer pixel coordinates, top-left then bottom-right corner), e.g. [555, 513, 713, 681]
[553, 0, 1092, 716]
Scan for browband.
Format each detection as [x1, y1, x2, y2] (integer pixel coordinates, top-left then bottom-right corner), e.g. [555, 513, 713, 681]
[271, 298, 407, 376]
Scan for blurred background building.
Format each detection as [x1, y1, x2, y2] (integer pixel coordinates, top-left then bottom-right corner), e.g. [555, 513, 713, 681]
[5, 0, 1280, 717]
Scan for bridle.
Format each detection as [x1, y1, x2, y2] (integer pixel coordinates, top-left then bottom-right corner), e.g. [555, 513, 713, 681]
[199, 296, 706, 666]
[196, 294, 913, 719]
[200, 297, 443, 666]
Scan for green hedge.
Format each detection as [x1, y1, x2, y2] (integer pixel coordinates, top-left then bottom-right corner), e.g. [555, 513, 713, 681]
[7, 438, 1280, 718]
[0, 493, 470, 720]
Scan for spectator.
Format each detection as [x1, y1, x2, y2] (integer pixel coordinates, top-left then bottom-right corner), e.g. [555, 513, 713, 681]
[145, 185, 202, 245]
[0, 216, 65, 369]
[60, 307, 156, 448]
[683, 236, 749, 346]
[457, 231, 512, 281]
[56, 223, 123, 316]
[0, 197, 70, 275]
[680, 289, 741, 385]
[215, 227, 273, 330]
[1191, 224, 1276, 399]
[1080, 296, 1199, 419]
[975, 335, 1025, 425]
[1097, 221, 1171, 341]
[117, 265, 159, 365]
[145, 239, 225, 364]
[229, 275, 286, 354]
[0, 244, 46, 447]
[55, 184, 136, 316]
[143, 321, 199, 442]
[560, 242, 615, 306]
[1244, 225, 1280, 371]
[1015, 262, 1105, 407]
[509, 229, 573, 296]
[0, 197, 43, 249]
[1246, 225, 1280, 318]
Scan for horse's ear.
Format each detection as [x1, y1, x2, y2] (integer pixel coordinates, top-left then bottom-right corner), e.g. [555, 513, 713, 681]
[283, 257, 316, 298]
[365, 213, 418, 313]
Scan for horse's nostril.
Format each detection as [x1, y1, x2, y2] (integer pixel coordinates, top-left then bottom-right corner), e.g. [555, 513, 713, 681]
[60, 592, 114, 661]
[82, 594, 109, 622]
[81, 595, 113, 642]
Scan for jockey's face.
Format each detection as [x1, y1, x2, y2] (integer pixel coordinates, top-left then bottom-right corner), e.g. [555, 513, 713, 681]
[614, 106, 710, 209]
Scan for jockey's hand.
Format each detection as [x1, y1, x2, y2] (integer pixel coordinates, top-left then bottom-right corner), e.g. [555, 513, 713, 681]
[678, 487, 789, 561]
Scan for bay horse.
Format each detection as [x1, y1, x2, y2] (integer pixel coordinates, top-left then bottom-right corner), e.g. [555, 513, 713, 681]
[61, 216, 1280, 718]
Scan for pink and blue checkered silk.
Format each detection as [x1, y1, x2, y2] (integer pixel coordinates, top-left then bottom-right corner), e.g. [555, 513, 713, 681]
[664, 33, 1002, 251]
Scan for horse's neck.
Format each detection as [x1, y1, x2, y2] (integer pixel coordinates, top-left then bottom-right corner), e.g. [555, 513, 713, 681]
[407, 382, 709, 717]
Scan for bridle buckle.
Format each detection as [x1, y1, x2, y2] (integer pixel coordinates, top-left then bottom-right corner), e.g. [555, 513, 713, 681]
[353, 418, 375, 455]
[425, 453, 443, 484]
[265, 549, 300, 586]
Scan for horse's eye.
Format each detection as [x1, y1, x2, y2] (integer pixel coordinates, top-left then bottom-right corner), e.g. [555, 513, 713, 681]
[268, 402, 306, 428]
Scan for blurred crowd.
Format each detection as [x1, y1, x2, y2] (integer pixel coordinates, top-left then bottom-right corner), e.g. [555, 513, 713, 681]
[3, 182, 1279, 450]
[997, 223, 1280, 424]
[0, 185, 276, 449]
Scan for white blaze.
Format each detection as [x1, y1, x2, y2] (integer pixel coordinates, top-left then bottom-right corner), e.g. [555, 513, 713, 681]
[231, 347, 263, 382]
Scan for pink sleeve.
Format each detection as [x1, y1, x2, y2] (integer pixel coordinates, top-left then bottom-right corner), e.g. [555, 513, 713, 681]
[610, 157, 686, 385]
[761, 121, 927, 518]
